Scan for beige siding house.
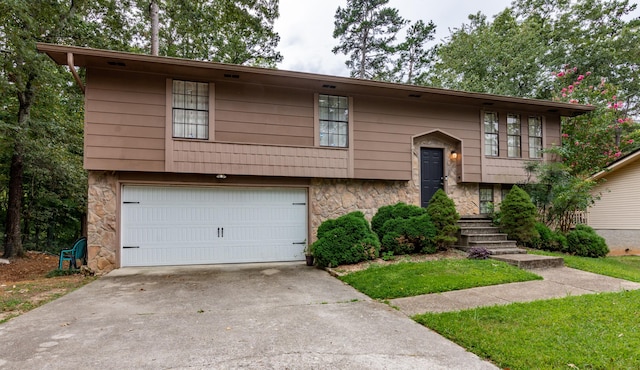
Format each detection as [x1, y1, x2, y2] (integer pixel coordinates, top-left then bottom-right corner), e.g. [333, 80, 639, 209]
[589, 149, 640, 255]
[39, 43, 594, 273]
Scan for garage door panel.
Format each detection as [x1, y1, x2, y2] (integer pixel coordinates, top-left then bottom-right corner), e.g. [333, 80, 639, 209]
[121, 186, 307, 267]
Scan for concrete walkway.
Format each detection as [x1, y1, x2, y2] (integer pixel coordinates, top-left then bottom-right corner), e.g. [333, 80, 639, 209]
[390, 267, 640, 316]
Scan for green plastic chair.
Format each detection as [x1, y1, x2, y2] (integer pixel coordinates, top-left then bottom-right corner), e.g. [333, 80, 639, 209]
[58, 237, 87, 270]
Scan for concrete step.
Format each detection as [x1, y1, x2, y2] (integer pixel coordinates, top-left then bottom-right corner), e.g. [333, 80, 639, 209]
[490, 254, 565, 269]
[460, 233, 508, 243]
[459, 227, 502, 235]
[468, 240, 518, 249]
[458, 220, 494, 229]
[487, 248, 528, 255]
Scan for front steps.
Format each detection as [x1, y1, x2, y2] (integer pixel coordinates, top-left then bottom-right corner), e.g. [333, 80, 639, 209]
[456, 216, 526, 255]
[456, 216, 564, 269]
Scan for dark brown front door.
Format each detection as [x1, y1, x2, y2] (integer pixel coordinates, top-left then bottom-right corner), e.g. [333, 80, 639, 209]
[421, 148, 443, 207]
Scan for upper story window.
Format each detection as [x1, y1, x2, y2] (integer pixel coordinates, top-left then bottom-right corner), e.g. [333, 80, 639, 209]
[319, 94, 348, 147]
[528, 116, 543, 158]
[484, 112, 499, 156]
[172, 80, 209, 140]
[507, 114, 521, 158]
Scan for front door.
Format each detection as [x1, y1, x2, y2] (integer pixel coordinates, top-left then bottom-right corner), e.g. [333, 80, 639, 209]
[420, 148, 444, 207]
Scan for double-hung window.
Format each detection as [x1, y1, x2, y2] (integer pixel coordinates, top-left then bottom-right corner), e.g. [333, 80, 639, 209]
[484, 112, 499, 156]
[528, 116, 543, 158]
[318, 94, 349, 147]
[172, 80, 209, 140]
[507, 114, 521, 158]
[479, 185, 494, 214]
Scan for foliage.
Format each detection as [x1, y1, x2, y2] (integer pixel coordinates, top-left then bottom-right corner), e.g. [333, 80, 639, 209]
[523, 161, 600, 232]
[138, 0, 282, 67]
[552, 66, 639, 176]
[372, 203, 436, 255]
[467, 247, 490, 260]
[528, 222, 567, 252]
[565, 224, 609, 257]
[426, 189, 460, 249]
[371, 202, 426, 237]
[427, 0, 640, 111]
[415, 290, 640, 369]
[332, 0, 407, 79]
[339, 259, 541, 299]
[380, 214, 437, 255]
[311, 212, 380, 268]
[498, 185, 538, 244]
[530, 251, 640, 282]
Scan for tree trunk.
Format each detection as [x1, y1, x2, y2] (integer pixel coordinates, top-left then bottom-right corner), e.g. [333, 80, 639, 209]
[3, 147, 24, 258]
[150, 0, 160, 56]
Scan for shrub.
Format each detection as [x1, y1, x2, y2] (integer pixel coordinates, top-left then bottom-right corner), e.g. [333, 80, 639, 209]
[565, 224, 609, 257]
[371, 202, 426, 237]
[426, 189, 460, 249]
[529, 222, 567, 252]
[499, 185, 539, 244]
[380, 214, 437, 255]
[467, 247, 491, 260]
[311, 212, 380, 268]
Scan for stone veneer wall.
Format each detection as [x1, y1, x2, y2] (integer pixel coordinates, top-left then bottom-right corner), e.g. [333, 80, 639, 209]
[87, 171, 118, 274]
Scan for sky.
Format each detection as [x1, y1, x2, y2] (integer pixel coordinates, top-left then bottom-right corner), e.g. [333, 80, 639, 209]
[274, 0, 639, 77]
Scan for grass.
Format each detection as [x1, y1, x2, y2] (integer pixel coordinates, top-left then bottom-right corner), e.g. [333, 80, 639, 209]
[1, 275, 95, 324]
[530, 250, 640, 282]
[339, 259, 542, 299]
[414, 290, 640, 369]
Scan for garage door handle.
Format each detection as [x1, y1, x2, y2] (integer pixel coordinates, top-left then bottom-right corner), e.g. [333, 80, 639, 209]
[123, 246, 140, 249]
[217, 228, 224, 237]
[292, 242, 306, 245]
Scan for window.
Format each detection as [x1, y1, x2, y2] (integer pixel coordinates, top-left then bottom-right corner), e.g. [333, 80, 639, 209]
[484, 112, 499, 156]
[172, 80, 209, 140]
[528, 116, 543, 158]
[479, 185, 494, 214]
[319, 94, 348, 147]
[507, 114, 521, 158]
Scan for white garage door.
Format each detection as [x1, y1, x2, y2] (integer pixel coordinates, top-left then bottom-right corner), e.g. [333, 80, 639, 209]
[121, 185, 308, 267]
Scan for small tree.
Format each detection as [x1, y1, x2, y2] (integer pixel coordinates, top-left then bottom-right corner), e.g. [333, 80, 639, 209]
[499, 185, 538, 244]
[426, 189, 460, 249]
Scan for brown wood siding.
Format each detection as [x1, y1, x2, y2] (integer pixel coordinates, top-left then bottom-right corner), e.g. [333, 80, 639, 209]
[214, 82, 314, 146]
[85, 69, 166, 171]
[352, 97, 481, 180]
[172, 141, 349, 178]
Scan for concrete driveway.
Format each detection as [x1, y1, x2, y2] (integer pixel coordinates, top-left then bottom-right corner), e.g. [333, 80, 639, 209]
[0, 262, 495, 369]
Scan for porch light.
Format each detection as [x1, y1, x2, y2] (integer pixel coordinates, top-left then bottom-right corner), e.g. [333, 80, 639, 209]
[450, 150, 458, 160]
[216, 174, 227, 179]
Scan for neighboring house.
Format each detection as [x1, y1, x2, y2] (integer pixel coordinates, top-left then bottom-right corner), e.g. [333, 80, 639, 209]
[38, 43, 593, 273]
[588, 148, 640, 255]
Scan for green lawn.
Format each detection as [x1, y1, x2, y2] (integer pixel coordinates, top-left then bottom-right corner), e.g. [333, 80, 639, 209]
[339, 259, 542, 299]
[531, 251, 640, 282]
[415, 290, 640, 369]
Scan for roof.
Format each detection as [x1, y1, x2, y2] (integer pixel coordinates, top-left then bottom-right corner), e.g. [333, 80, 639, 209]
[590, 147, 640, 180]
[37, 43, 595, 117]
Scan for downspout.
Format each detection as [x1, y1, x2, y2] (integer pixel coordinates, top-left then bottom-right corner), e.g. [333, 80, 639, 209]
[66, 52, 85, 94]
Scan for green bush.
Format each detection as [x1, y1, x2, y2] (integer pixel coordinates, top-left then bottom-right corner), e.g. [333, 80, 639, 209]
[499, 185, 539, 244]
[426, 189, 460, 249]
[380, 214, 437, 255]
[311, 212, 380, 268]
[529, 222, 567, 252]
[565, 224, 609, 257]
[371, 202, 426, 237]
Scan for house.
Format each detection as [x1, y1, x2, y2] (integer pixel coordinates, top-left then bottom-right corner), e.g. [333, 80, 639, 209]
[588, 148, 640, 255]
[38, 43, 594, 273]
